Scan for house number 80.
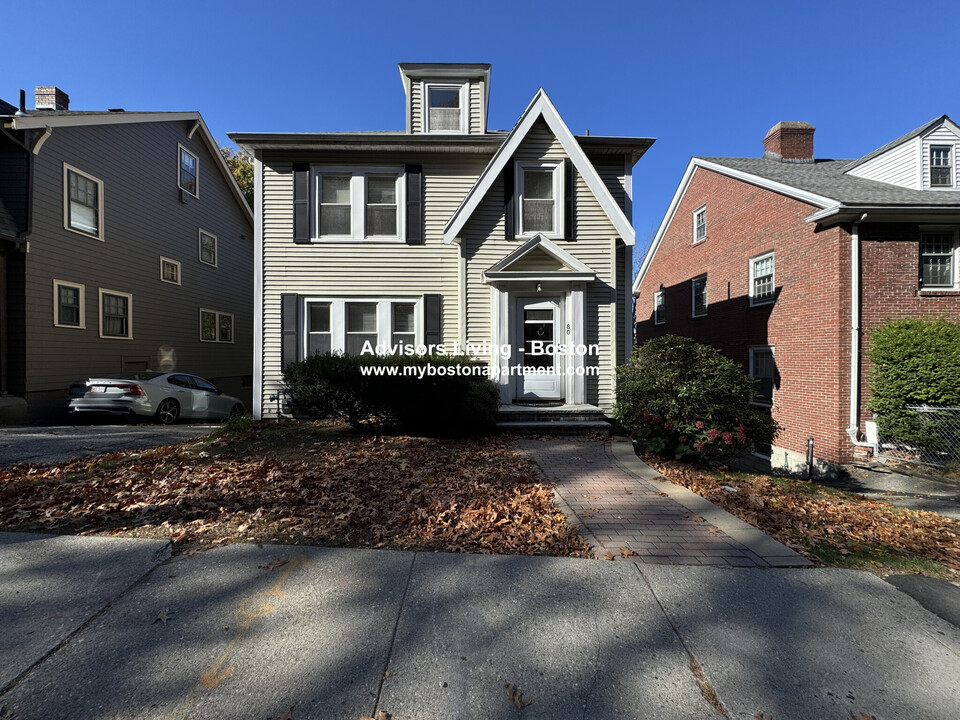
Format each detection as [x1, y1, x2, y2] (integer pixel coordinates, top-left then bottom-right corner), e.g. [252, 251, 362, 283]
[566, 324, 571, 336]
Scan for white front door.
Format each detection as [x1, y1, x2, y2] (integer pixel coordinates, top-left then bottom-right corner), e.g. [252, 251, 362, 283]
[516, 297, 563, 400]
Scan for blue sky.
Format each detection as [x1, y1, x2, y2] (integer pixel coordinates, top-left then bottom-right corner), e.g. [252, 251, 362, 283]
[5, 0, 959, 262]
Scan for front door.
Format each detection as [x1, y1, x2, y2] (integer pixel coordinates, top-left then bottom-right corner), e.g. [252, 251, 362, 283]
[516, 297, 563, 400]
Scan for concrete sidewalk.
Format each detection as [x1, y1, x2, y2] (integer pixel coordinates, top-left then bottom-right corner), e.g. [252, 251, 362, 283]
[2, 532, 959, 719]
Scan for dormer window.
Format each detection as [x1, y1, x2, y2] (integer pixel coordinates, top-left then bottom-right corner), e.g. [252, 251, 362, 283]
[424, 83, 466, 134]
[931, 146, 953, 187]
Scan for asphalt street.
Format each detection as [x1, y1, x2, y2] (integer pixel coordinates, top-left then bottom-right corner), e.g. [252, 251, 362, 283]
[1, 532, 959, 720]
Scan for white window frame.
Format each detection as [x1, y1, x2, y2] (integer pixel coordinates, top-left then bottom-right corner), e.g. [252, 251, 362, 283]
[919, 227, 960, 290]
[930, 145, 954, 189]
[53, 279, 85, 329]
[692, 205, 707, 244]
[98, 288, 133, 340]
[653, 290, 665, 326]
[300, 297, 424, 357]
[749, 345, 775, 408]
[159, 257, 181, 285]
[749, 251, 776, 307]
[691, 274, 707, 318]
[178, 144, 199, 197]
[63, 163, 104, 241]
[516, 160, 564, 240]
[199, 229, 218, 266]
[311, 166, 405, 243]
[422, 81, 467, 135]
[200, 308, 234, 343]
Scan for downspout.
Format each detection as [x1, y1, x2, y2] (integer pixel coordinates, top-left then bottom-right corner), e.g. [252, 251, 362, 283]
[846, 213, 873, 448]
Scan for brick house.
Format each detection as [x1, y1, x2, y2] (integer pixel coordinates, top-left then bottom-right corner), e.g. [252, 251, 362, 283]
[633, 117, 960, 474]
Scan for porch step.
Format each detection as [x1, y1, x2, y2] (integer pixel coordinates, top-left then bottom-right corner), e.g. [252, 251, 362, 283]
[496, 403, 611, 434]
[497, 420, 611, 435]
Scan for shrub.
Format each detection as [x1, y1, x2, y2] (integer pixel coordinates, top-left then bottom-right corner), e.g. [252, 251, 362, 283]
[614, 335, 779, 460]
[283, 352, 500, 436]
[868, 317, 960, 447]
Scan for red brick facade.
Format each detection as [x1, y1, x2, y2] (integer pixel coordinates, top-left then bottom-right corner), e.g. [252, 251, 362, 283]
[635, 167, 960, 467]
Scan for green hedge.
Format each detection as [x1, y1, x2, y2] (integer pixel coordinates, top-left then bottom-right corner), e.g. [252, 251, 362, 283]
[282, 353, 500, 436]
[868, 317, 960, 446]
[614, 335, 779, 460]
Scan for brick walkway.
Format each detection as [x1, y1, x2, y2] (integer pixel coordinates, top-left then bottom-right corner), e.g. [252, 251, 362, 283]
[519, 436, 770, 567]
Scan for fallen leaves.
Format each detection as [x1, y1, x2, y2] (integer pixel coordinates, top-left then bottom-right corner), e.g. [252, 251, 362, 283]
[505, 682, 532, 708]
[258, 559, 289, 571]
[154, 608, 172, 624]
[359, 711, 389, 720]
[0, 426, 591, 559]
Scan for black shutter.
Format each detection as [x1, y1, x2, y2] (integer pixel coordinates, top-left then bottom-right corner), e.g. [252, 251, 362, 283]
[503, 159, 515, 240]
[564, 158, 575, 240]
[424, 294, 442, 348]
[293, 163, 310, 244]
[405, 164, 423, 244]
[281, 293, 300, 367]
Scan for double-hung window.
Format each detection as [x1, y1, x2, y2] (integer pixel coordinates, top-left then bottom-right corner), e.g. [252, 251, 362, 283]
[302, 298, 423, 357]
[313, 167, 404, 241]
[64, 164, 103, 239]
[749, 346, 775, 407]
[930, 146, 953, 188]
[517, 161, 563, 238]
[749, 251, 775, 306]
[691, 275, 707, 317]
[179, 145, 199, 196]
[424, 82, 466, 134]
[53, 280, 85, 328]
[200, 309, 234, 342]
[693, 206, 706, 244]
[160, 257, 181, 285]
[199, 230, 217, 266]
[99, 289, 132, 339]
[653, 290, 665, 325]
[920, 230, 959, 288]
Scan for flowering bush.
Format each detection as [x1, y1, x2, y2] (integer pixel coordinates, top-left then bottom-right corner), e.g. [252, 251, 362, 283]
[615, 335, 779, 461]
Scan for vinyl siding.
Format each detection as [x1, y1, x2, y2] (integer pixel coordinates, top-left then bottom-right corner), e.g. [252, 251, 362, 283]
[469, 82, 483, 134]
[20, 120, 253, 417]
[410, 83, 422, 134]
[848, 137, 920, 189]
[411, 81, 482, 135]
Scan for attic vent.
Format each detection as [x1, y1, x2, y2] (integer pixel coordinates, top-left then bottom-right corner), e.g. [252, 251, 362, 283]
[763, 121, 815, 163]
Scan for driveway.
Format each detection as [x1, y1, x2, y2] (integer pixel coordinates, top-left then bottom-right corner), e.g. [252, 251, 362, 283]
[836, 463, 960, 520]
[0, 424, 215, 466]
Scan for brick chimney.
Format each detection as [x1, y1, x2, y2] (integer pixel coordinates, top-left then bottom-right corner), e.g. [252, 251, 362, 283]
[763, 121, 815, 162]
[34, 86, 69, 111]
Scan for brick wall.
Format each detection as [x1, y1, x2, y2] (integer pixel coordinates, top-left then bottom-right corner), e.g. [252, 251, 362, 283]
[635, 167, 855, 464]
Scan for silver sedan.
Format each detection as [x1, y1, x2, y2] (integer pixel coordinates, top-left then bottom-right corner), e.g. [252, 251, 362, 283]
[67, 371, 245, 424]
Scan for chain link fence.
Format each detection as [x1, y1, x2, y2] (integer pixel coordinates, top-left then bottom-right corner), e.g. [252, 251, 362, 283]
[873, 405, 960, 468]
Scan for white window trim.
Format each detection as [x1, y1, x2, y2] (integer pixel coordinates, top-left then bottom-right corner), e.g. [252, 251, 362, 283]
[178, 144, 199, 198]
[691, 274, 707, 318]
[653, 290, 665, 326]
[53, 279, 85, 329]
[63, 163, 104, 241]
[98, 288, 133, 340]
[692, 205, 707, 244]
[749, 251, 776, 307]
[159, 257, 181, 285]
[199, 308, 234, 343]
[516, 160, 564, 240]
[300, 297, 424, 357]
[929, 145, 954, 189]
[919, 226, 960, 291]
[422, 81, 467, 135]
[749, 345, 775, 408]
[199, 229, 218, 266]
[310, 166, 405, 243]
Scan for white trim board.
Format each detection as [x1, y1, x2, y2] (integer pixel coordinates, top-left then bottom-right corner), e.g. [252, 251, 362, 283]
[442, 89, 635, 245]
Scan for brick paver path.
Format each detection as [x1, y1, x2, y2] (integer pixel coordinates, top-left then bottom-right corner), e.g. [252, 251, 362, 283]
[519, 436, 770, 567]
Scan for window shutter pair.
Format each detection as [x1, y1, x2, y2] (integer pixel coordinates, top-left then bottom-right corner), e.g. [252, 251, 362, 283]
[502, 158, 575, 240]
[292, 164, 424, 244]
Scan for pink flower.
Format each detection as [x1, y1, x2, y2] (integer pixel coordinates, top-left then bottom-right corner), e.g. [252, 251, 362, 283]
[652, 415, 662, 424]
[707, 428, 719, 442]
[663, 421, 673, 430]
[695, 420, 705, 429]
[722, 431, 733, 445]
[736, 424, 747, 443]
[695, 442, 705, 452]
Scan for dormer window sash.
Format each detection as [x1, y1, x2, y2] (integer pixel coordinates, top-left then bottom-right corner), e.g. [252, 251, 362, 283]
[930, 145, 953, 188]
[424, 82, 467, 134]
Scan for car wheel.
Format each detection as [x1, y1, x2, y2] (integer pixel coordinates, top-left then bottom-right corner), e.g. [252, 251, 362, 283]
[155, 399, 180, 425]
[229, 403, 244, 418]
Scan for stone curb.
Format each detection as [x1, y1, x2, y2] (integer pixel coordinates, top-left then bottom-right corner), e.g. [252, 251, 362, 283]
[608, 437, 814, 568]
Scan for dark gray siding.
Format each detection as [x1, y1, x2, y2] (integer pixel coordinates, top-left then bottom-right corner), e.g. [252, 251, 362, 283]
[22, 119, 253, 418]
[0, 132, 30, 239]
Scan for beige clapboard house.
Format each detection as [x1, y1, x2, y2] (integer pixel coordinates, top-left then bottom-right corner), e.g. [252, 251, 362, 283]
[230, 64, 652, 419]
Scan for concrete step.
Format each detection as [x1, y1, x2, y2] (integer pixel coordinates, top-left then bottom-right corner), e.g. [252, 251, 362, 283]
[496, 420, 612, 435]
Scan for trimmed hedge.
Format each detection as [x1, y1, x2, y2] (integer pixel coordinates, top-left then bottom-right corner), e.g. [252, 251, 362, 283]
[614, 335, 779, 460]
[282, 353, 500, 436]
[868, 317, 960, 445]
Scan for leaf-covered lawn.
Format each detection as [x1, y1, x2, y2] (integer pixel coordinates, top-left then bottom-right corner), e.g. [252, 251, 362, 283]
[0, 422, 589, 558]
[642, 454, 960, 577]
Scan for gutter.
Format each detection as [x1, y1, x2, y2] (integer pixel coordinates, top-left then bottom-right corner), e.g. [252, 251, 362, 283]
[846, 214, 873, 449]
